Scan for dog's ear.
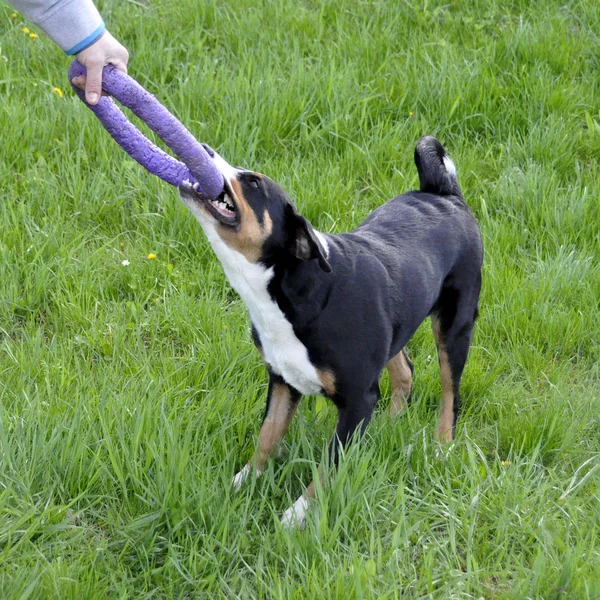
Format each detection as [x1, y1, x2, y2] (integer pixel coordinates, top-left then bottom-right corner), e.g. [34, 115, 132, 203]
[287, 207, 331, 273]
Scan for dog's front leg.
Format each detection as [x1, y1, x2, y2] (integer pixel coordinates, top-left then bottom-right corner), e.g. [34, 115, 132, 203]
[281, 383, 379, 529]
[233, 371, 301, 491]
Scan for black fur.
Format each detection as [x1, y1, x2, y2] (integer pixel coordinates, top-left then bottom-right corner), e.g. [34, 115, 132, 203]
[240, 137, 482, 462]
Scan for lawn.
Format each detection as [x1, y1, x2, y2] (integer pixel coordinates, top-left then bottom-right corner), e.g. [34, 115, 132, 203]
[1, 0, 599, 597]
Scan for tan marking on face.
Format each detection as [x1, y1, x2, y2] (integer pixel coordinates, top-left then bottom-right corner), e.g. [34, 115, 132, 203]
[252, 382, 298, 471]
[431, 315, 454, 443]
[215, 178, 273, 262]
[317, 369, 336, 397]
[387, 348, 413, 416]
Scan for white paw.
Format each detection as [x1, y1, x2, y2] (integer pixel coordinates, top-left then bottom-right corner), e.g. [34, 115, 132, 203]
[280, 495, 309, 530]
[232, 464, 262, 492]
[232, 464, 251, 492]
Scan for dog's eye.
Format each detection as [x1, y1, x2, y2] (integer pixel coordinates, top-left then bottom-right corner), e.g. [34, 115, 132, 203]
[249, 179, 260, 189]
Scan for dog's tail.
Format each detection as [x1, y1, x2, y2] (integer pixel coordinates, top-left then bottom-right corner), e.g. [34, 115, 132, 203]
[414, 136, 461, 198]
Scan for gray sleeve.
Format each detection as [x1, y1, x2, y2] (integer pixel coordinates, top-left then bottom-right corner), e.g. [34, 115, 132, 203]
[8, 0, 105, 54]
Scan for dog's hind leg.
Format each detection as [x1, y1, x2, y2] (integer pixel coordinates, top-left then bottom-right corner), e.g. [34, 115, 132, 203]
[233, 372, 301, 491]
[431, 279, 481, 443]
[387, 347, 414, 416]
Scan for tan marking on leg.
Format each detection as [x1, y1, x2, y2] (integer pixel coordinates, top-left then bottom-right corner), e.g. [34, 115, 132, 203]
[251, 382, 298, 471]
[432, 316, 454, 443]
[436, 348, 454, 443]
[387, 348, 413, 416]
[216, 179, 273, 262]
[305, 450, 330, 500]
[317, 369, 336, 397]
[305, 465, 326, 500]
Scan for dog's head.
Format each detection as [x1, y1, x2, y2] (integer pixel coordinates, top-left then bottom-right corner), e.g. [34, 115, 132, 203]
[179, 147, 331, 272]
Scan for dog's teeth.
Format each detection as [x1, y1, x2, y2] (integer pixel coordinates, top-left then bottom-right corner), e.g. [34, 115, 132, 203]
[208, 195, 235, 217]
[192, 182, 199, 191]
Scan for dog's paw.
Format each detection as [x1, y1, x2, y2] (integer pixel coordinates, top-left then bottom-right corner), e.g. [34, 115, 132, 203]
[232, 464, 262, 492]
[280, 496, 309, 530]
[232, 464, 251, 492]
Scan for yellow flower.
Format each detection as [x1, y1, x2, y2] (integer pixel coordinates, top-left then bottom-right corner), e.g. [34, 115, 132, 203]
[11, 12, 17, 18]
[29, 32, 38, 39]
[52, 87, 64, 98]
[147, 253, 157, 260]
[409, 110, 415, 117]
[21, 27, 30, 33]
[501, 460, 511, 466]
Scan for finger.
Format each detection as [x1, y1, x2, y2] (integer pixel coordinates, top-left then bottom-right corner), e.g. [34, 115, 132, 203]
[84, 62, 103, 105]
[71, 75, 109, 97]
[71, 75, 87, 91]
[111, 52, 129, 74]
[114, 60, 128, 74]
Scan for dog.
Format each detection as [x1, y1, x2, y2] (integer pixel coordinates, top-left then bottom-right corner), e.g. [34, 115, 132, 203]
[178, 136, 483, 528]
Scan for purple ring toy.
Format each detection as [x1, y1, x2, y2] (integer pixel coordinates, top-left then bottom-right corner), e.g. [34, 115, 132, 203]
[68, 60, 223, 199]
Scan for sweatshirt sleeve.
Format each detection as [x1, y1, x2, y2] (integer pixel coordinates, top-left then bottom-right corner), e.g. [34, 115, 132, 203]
[8, 0, 105, 55]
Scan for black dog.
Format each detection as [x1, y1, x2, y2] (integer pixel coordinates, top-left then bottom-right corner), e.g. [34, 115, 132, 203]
[179, 136, 483, 527]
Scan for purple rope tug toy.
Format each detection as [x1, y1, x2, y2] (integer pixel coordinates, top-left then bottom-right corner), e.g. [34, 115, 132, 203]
[68, 60, 223, 199]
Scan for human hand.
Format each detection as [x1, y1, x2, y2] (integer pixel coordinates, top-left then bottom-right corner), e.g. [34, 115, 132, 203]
[71, 30, 129, 105]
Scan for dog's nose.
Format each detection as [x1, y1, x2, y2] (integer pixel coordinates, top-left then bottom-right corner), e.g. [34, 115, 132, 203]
[202, 144, 216, 158]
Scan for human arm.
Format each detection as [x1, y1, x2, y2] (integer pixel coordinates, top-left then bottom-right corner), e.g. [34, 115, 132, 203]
[7, 0, 128, 104]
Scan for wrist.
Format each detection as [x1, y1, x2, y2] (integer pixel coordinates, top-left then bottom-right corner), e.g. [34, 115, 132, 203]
[69, 23, 106, 56]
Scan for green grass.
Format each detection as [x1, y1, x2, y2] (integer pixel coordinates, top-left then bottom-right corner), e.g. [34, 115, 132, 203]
[1, 0, 599, 597]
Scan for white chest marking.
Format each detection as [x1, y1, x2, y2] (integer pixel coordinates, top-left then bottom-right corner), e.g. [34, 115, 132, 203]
[190, 212, 323, 396]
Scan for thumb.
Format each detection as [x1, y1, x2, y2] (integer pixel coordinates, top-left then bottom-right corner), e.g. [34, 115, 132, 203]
[84, 62, 103, 105]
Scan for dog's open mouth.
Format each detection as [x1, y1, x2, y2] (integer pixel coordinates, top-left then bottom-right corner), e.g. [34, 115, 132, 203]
[180, 181, 238, 226]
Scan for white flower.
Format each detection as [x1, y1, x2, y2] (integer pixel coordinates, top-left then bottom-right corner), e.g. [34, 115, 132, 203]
[121, 259, 130, 267]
